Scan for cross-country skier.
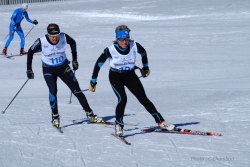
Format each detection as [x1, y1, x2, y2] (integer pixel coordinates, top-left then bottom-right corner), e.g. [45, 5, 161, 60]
[26, 23, 104, 128]
[89, 25, 175, 136]
[2, 3, 38, 55]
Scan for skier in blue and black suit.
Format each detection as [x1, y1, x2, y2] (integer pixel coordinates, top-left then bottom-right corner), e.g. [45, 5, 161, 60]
[2, 3, 38, 55]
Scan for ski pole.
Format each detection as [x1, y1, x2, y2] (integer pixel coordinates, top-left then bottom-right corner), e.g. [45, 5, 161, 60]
[134, 66, 143, 78]
[0, 33, 9, 44]
[24, 25, 35, 38]
[2, 79, 29, 114]
[68, 70, 76, 104]
[11, 25, 35, 55]
[74, 89, 89, 94]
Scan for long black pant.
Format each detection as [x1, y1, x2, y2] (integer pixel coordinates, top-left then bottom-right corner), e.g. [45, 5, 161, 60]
[43, 65, 92, 115]
[109, 70, 165, 127]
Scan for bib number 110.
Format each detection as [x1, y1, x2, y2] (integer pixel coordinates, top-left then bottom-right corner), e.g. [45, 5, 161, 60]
[50, 56, 64, 64]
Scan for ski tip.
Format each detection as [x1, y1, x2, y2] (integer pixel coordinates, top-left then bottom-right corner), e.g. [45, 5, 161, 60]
[111, 133, 131, 145]
[207, 132, 222, 136]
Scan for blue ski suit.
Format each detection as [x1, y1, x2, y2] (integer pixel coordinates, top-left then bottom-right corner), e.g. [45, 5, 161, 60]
[5, 8, 34, 49]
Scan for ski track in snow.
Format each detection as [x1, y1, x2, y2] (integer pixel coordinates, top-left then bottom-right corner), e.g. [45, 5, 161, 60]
[62, 11, 250, 21]
[2, 127, 21, 165]
[68, 135, 87, 167]
[165, 134, 179, 155]
[27, 126, 36, 136]
[51, 150, 60, 167]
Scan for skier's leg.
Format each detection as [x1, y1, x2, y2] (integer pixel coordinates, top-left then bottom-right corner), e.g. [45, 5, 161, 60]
[16, 26, 25, 49]
[60, 66, 92, 111]
[124, 73, 165, 122]
[60, 66, 104, 122]
[109, 72, 127, 127]
[4, 24, 15, 48]
[43, 67, 59, 116]
[125, 73, 175, 130]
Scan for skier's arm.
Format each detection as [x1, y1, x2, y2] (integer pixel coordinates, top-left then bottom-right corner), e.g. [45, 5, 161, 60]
[136, 42, 150, 77]
[24, 12, 34, 24]
[136, 42, 148, 68]
[91, 48, 110, 81]
[27, 39, 42, 71]
[89, 48, 109, 92]
[65, 33, 77, 61]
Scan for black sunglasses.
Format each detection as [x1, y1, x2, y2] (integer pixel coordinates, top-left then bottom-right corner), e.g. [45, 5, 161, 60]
[117, 38, 130, 42]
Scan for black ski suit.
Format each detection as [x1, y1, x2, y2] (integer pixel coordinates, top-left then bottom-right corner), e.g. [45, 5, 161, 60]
[27, 33, 92, 115]
[91, 41, 165, 127]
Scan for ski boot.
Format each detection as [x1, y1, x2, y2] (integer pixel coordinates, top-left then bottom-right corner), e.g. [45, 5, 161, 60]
[20, 48, 27, 55]
[158, 121, 175, 131]
[51, 114, 60, 128]
[115, 124, 124, 136]
[2, 47, 7, 55]
[86, 111, 105, 123]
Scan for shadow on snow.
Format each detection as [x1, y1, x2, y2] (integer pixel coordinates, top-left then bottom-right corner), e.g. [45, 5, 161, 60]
[61, 114, 135, 128]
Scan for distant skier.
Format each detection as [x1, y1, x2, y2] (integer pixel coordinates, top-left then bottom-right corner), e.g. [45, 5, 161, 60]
[89, 25, 175, 136]
[2, 3, 38, 55]
[26, 23, 104, 128]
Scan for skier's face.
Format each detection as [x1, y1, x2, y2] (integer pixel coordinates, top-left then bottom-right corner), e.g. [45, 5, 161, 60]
[117, 38, 129, 49]
[47, 26, 60, 44]
[49, 34, 59, 44]
[47, 28, 59, 44]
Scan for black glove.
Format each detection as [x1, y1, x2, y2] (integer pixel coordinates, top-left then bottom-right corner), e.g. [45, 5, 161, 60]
[89, 81, 97, 92]
[26, 70, 34, 79]
[33, 20, 38, 25]
[141, 67, 150, 78]
[72, 60, 78, 71]
[15, 23, 20, 27]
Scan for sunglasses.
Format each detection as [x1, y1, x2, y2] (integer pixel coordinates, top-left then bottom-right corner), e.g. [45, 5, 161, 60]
[118, 38, 130, 42]
[48, 34, 59, 38]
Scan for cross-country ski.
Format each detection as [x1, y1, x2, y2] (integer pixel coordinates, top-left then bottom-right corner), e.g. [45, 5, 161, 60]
[141, 127, 222, 136]
[111, 133, 131, 145]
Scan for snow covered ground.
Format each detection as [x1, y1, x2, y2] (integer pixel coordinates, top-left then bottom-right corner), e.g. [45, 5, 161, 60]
[0, 0, 250, 166]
